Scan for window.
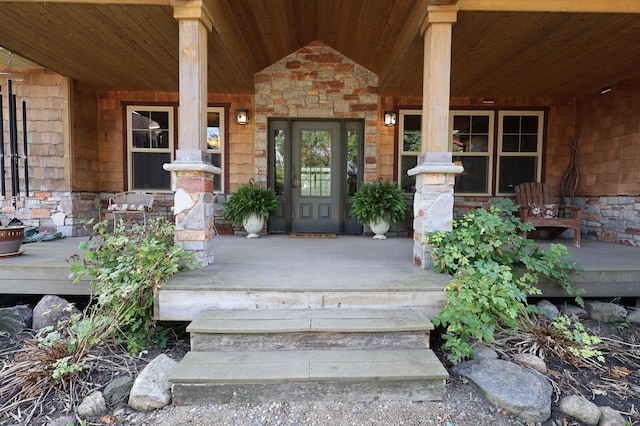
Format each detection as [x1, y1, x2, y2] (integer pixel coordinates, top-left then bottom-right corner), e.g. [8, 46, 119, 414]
[205, 107, 225, 192]
[397, 110, 422, 192]
[398, 109, 545, 195]
[452, 110, 543, 195]
[127, 106, 174, 191]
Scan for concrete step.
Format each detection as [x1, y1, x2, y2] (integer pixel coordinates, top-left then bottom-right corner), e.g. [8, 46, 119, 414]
[170, 348, 449, 405]
[188, 308, 434, 351]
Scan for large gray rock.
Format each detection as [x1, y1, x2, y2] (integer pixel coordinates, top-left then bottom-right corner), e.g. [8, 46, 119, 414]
[452, 358, 552, 423]
[77, 391, 107, 418]
[512, 353, 547, 374]
[471, 342, 499, 360]
[598, 406, 627, 426]
[558, 303, 589, 320]
[104, 376, 133, 405]
[559, 394, 601, 426]
[584, 300, 628, 322]
[536, 299, 559, 319]
[625, 309, 640, 325]
[32, 295, 82, 331]
[0, 304, 32, 335]
[128, 354, 178, 411]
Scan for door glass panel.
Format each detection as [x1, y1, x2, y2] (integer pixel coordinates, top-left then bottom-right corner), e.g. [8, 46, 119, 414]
[346, 129, 359, 196]
[273, 128, 286, 195]
[300, 129, 331, 197]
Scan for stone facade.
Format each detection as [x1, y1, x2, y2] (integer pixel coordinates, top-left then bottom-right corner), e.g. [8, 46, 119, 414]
[580, 196, 640, 246]
[254, 41, 380, 185]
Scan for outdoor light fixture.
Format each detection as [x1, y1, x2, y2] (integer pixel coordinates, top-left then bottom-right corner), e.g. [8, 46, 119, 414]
[384, 111, 397, 127]
[236, 109, 249, 125]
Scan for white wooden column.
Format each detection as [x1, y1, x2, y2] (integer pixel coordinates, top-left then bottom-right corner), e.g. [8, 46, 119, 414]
[409, 7, 462, 268]
[164, 2, 219, 267]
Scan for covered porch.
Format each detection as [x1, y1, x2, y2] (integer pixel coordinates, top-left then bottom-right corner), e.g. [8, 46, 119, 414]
[1, 235, 639, 314]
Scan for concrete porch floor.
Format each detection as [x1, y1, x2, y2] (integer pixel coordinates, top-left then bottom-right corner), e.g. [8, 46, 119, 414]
[0, 234, 638, 309]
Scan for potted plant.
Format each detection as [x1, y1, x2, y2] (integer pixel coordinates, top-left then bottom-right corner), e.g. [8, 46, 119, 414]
[223, 179, 278, 238]
[351, 178, 406, 239]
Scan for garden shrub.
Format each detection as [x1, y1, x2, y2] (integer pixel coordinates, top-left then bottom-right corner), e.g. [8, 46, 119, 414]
[428, 199, 583, 363]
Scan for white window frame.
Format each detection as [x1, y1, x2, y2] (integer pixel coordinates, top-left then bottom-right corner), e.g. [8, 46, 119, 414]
[496, 111, 544, 196]
[126, 105, 175, 191]
[397, 109, 422, 192]
[450, 110, 495, 196]
[398, 108, 545, 196]
[204, 106, 225, 193]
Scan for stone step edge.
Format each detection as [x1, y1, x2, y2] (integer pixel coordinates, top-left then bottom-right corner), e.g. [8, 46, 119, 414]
[169, 348, 449, 384]
[187, 308, 434, 334]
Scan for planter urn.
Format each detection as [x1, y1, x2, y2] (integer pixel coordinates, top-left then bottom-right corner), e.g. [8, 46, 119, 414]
[0, 226, 25, 255]
[370, 218, 390, 240]
[242, 213, 264, 239]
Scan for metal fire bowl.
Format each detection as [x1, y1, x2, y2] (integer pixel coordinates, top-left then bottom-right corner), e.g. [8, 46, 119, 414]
[0, 226, 25, 255]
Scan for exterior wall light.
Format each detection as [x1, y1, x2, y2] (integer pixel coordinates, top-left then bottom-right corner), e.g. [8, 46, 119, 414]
[236, 109, 249, 125]
[384, 110, 397, 127]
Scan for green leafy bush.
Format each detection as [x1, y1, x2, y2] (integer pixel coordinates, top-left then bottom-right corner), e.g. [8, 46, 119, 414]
[351, 178, 406, 225]
[223, 179, 278, 224]
[70, 218, 198, 353]
[429, 199, 583, 363]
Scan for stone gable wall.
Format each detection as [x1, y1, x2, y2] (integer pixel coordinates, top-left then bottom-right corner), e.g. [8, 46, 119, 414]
[254, 41, 380, 184]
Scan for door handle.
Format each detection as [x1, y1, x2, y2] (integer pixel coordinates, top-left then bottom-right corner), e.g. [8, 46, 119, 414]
[292, 173, 299, 188]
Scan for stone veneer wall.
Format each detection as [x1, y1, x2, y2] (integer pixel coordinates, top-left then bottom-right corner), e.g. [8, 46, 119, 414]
[254, 41, 380, 185]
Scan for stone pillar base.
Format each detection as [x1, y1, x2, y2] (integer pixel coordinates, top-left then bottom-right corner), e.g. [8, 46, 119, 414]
[164, 153, 220, 267]
[408, 152, 463, 269]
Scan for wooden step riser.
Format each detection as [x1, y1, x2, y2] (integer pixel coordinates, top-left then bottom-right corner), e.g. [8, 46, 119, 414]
[155, 289, 445, 322]
[190, 330, 431, 352]
[171, 379, 447, 405]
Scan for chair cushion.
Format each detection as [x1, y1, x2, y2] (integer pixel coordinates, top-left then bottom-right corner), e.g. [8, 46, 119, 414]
[108, 203, 148, 212]
[528, 203, 559, 218]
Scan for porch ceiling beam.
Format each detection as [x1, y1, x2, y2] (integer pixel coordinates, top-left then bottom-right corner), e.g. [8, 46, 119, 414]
[201, 0, 256, 89]
[457, 0, 640, 14]
[377, 1, 431, 86]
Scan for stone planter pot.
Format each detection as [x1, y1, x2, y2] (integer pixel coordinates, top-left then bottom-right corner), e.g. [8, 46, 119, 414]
[0, 226, 25, 255]
[242, 213, 264, 239]
[370, 218, 390, 240]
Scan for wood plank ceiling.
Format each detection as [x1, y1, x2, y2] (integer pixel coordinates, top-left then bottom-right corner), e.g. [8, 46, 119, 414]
[0, 1, 638, 98]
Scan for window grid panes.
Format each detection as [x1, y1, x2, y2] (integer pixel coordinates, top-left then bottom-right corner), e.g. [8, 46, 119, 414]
[450, 111, 494, 196]
[127, 106, 174, 191]
[205, 107, 225, 193]
[497, 111, 543, 195]
[398, 111, 421, 193]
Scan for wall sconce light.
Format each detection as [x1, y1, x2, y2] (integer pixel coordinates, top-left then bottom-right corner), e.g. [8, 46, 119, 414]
[384, 110, 397, 127]
[236, 109, 249, 125]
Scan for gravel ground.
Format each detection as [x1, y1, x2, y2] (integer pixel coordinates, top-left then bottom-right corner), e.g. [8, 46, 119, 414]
[117, 379, 525, 426]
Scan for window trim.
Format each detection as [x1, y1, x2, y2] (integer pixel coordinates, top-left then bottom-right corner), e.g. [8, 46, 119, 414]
[495, 110, 544, 196]
[204, 105, 227, 193]
[397, 109, 422, 193]
[450, 110, 495, 196]
[125, 105, 175, 192]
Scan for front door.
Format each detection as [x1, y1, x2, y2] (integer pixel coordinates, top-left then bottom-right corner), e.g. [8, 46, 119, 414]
[291, 121, 342, 233]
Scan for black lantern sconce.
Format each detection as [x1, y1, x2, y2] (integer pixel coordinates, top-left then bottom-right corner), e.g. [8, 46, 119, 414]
[236, 109, 249, 125]
[384, 110, 397, 127]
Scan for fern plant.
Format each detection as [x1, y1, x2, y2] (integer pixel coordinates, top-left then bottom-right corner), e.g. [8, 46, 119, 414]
[351, 178, 407, 225]
[223, 179, 278, 224]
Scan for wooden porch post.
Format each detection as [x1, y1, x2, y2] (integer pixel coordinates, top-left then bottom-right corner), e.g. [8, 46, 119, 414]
[409, 7, 462, 268]
[164, 2, 219, 267]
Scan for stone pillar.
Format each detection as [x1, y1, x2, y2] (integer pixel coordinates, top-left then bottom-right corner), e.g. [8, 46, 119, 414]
[410, 7, 462, 268]
[165, 2, 218, 266]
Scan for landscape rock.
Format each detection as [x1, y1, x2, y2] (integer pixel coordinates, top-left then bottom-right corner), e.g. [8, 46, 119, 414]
[624, 309, 640, 325]
[512, 353, 547, 374]
[104, 376, 133, 405]
[558, 303, 589, 320]
[471, 342, 499, 360]
[46, 415, 75, 426]
[32, 295, 82, 331]
[0, 304, 32, 335]
[128, 354, 178, 411]
[584, 300, 628, 322]
[559, 394, 601, 425]
[536, 299, 559, 319]
[452, 358, 552, 423]
[77, 391, 107, 418]
[598, 406, 627, 426]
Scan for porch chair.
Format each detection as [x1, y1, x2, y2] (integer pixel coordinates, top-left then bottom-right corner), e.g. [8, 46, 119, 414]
[514, 182, 582, 247]
[107, 191, 156, 228]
